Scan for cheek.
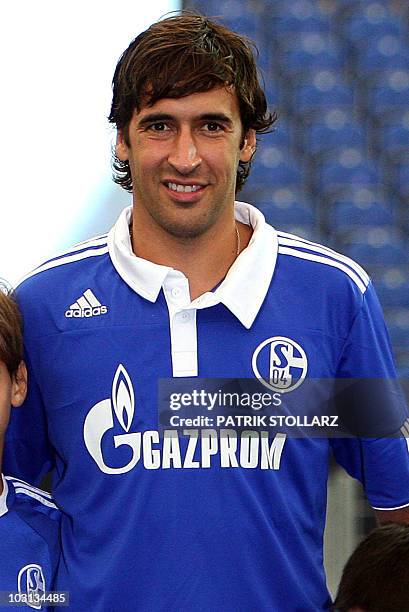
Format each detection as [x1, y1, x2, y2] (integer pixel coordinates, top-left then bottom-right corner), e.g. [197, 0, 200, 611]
[130, 148, 164, 173]
[0, 392, 11, 432]
[209, 146, 239, 174]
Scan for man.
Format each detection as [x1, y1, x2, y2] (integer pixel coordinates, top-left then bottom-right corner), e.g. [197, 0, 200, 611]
[0, 287, 60, 610]
[4, 13, 409, 611]
[333, 523, 409, 611]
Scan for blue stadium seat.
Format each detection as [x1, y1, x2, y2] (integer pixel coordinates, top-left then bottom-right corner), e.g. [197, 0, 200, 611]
[277, 225, 323, 244]
[341, 227, 409, 267]
[385, 308, 409, 350]
[316, 148, 379, 192]
[253, 187, 316, 226]
[273, 0, 330, 34]
[343, 3, 402, 44]
[262, 79, 281, 108]
[248, 146, 303, 188]
[332, 0, 382, 10]
[328, 196, 394, 230]
[259, 120, 293, 149]
[189, 0, 264, 38]
[279, 33, 345, 79]
[186, 0, 225, 15]
[394, 350, 409, 378]
[401, 198, 409, 234]
[355, 35, 409, 77]
[221, 15, 260, 39]
[373, 267, 409, 308]
[378, 115, 409, 159]
[370, 70, 409, 116]
[396, 160, 409, 198]
[257, 46, 272, 74]
[305, 110, 366, 157]
[294, 71, 354, 115]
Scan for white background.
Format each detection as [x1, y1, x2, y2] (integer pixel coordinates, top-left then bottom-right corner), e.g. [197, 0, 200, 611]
[0, 0, 180, 286]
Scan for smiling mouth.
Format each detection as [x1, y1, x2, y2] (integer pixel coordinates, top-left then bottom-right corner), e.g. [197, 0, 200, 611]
[165, 182, 205, 193]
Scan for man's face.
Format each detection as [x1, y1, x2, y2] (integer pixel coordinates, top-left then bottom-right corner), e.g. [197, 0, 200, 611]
[0, 361, 27, 437]
[116, 87, 256, 239]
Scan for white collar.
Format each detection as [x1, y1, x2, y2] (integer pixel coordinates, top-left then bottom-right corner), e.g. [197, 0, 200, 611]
[108, 201, 278, 329]
[0, 474, 9, 517]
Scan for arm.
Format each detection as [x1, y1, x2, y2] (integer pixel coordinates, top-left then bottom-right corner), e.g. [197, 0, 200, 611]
[331, 282, 409, 514]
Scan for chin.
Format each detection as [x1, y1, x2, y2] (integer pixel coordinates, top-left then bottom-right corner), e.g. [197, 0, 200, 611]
[156, 211, 218, 240]
[162, 223, 209, 240]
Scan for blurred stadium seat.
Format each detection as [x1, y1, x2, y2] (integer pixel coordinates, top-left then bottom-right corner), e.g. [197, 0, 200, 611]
[252, 187, 316, 226]
[293, 70, 354, 116]
[278, 33, 345, 80]
[328, 194, 394, 231]
[340, 227, 409, 267]
[304, 110, 366, 158]
[342, 3, 402, 44]
[373, 267, 409, 308]
[396, 159, 409, 199]
[315, 148, 379, 193]
[376, 112, 409, 160]
[259, 120, 293, 149]
[248, 145, 303, 187]
[354, 35, 409, 77]
[273, 0, 330, 34]
[395, 349, 409, 379]
[385, 308, 409, 350]
[369, 70, 409, 117]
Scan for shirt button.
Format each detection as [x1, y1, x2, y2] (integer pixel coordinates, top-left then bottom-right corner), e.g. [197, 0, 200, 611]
[171, 287, 182, 298]
[176, 311, 191, 323]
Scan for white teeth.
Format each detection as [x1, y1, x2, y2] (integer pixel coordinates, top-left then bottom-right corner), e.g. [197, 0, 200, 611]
[167, 183, 201, 193]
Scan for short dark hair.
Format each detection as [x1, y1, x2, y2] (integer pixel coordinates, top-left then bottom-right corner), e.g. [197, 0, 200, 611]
[109, 12, 276, 193]
[333, 523, 409, 612]
[0, 285, 23, 377]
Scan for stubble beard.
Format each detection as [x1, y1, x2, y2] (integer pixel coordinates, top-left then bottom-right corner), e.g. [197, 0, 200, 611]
[147, 196, 232, 241]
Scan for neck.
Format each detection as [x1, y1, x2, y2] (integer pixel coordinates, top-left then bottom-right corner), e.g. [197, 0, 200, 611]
[131, 212, 252, 300]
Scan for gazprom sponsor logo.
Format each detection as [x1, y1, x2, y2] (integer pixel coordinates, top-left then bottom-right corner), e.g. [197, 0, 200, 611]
[83, 365, 287, 473]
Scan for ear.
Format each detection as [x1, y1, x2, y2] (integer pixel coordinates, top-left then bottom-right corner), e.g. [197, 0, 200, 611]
[115, 129, 130, 162]
[239, 129, 256, 163]
[11, 361, 27, 408]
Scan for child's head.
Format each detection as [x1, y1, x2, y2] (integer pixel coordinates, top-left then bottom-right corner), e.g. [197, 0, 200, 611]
[0, 286, 27, 436]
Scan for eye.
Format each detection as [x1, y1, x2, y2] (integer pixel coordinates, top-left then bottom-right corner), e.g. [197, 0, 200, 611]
[204, 122, 222, 132]
[148, 122, 169, 132]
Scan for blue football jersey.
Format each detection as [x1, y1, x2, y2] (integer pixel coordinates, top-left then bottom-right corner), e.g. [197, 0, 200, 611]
[0, 476, 60, 611]
[4, 202, 409, 611]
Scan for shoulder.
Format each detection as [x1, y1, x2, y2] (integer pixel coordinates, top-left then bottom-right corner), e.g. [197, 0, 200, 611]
[15, 234, 110, 326]
[274, 229, 370, 296]
[17, 233, 110, 298]
[6, 476, 60, 522]
[3, 477, 61, 583]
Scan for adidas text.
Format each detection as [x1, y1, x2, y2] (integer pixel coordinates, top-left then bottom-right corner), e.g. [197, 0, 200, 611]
[65, 306, 108, 318]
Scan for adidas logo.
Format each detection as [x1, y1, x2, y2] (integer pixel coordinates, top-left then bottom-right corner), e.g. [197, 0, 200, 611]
[65, 289, 108, 318]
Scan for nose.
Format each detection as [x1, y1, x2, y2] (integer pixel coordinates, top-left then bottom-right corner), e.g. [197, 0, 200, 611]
[167, 128, 202, 174]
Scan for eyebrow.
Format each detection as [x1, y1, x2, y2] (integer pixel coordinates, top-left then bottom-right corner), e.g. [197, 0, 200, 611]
[136, 112, 234, 127]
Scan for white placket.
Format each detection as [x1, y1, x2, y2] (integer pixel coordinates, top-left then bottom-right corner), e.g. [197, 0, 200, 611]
[163, 272, 198, 377]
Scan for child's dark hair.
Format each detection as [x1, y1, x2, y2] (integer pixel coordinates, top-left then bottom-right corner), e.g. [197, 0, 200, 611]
[0, 285, 23, 377]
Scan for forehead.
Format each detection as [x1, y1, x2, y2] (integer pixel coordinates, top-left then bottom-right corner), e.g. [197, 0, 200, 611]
[134, 86, 242, 122]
